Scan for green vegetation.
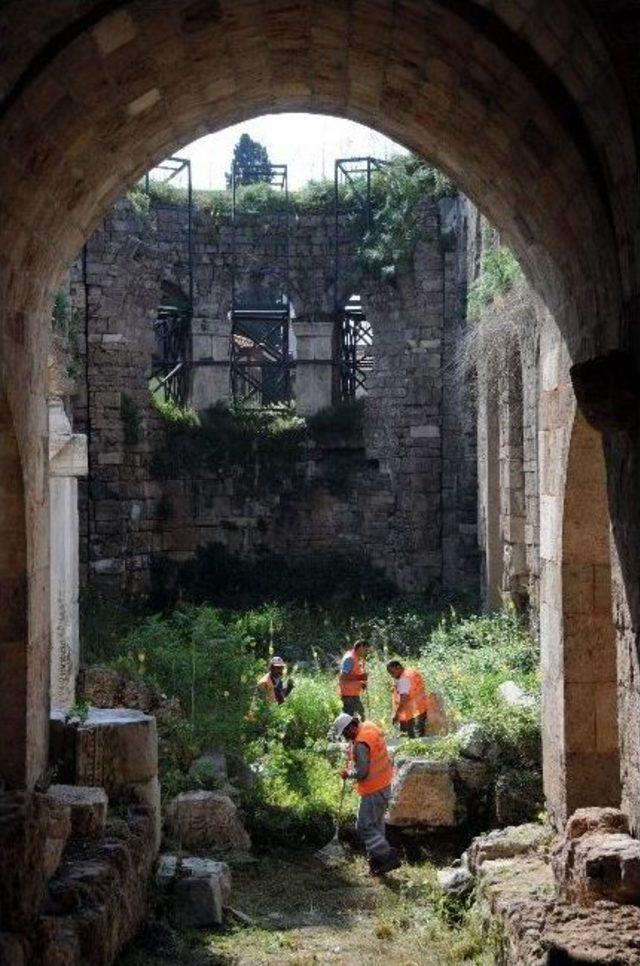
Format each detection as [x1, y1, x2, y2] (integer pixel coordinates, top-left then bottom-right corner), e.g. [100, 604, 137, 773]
[151, 399, 306, 482]
[228, 132, 272, 186]
[306, 396, 365, 443]
[121, 848, 502, 965]
[151, 396, 368, 487]
[467, 246, 524, 322]
[52, 288, 72, 334]
[361, 155, 455, 279]
[83, 593, 540, 837]
[126, 154, 455, 264]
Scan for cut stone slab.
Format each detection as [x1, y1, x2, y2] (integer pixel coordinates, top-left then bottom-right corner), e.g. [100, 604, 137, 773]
[553, 808, 640, 906]
[46, 785, 108, 839]
[387, 759, 465, 827]
[467, 823, 553, 873]
[157, 854, 231, 928]
[164, 791, 251, 851]
[76, 708, 158, 787]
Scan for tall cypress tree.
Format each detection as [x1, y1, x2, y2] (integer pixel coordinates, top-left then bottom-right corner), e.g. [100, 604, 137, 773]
[228, 133, 271, 186]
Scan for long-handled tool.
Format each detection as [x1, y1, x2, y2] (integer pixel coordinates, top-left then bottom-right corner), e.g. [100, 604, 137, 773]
[316, 778, 348, 864]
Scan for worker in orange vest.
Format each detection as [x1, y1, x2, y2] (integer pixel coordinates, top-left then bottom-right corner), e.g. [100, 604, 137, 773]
[332, 712, 401, 876]
[387, 659, 429, 737]
[256, 656, 293, 705]
[338, 638, 370, 717]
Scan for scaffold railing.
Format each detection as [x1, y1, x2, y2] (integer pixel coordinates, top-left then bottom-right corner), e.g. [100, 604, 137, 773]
[229, 161, 292, 404]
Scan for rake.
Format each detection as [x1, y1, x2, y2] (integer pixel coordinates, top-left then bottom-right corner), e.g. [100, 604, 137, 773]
[316, 778, 348, 864]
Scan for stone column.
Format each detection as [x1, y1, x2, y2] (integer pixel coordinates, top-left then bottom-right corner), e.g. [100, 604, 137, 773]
[292, 316, 337, 416]
[190, 317, 231, 411]
[48, 398, 88, 712]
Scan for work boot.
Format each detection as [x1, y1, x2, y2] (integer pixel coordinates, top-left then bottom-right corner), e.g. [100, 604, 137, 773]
[370, 848, 402, 876]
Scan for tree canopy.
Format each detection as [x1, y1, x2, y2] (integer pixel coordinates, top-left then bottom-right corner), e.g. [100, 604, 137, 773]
[228, 133, 272, 186]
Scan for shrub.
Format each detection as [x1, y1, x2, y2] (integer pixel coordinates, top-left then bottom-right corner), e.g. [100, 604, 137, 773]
[115, 605, 261, 755]
[467, 246, 523, 322]
[361, 154, 455, 279]
[307, 397, 365, 443]
[152, 400, 306, 482]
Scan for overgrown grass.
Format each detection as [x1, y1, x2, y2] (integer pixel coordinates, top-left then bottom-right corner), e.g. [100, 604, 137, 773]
[82, 594, 541, 836]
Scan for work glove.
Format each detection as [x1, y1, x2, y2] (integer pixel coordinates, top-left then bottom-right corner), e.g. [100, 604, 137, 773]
[285, 678, 295, 695]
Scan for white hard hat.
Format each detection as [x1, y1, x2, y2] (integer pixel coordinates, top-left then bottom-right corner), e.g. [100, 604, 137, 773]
[270, 656, 286, 668]
[331, 713, 356, 737]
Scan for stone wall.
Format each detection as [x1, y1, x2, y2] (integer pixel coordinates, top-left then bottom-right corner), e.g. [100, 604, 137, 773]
[72, 193, 478, 598]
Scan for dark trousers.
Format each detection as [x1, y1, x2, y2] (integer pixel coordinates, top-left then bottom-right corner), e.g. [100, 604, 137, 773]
[341, 695, 365, 718]
[399, 712, 427, 737]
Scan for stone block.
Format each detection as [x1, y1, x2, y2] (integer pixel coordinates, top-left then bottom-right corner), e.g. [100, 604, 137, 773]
[158, 855, 231, 929]
[387, 759, 464, 828]
[47, 785, 108, 839]
[467, 823, 553, 874]
[553, 808, 640, 906]
[42, 797, 72, 879]
[164, 791, 251, 851]
[436, 866, 474, 900]
[0, 792, 48, 933]
[76, 708, 158, 787]
[456, 722, 493, 760]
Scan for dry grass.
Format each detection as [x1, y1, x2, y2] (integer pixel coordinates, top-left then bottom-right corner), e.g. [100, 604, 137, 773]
[119, 846, 501, 965]
[452, 278, 536, 399]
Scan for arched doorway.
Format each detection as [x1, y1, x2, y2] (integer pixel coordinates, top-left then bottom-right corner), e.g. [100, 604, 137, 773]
[0, 1, 635, 804]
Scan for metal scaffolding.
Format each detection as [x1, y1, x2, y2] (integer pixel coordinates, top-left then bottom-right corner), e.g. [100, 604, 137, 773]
[334, 157, 389, 399]
[230, 162, 292, 404]
[146, 156, 194, 407]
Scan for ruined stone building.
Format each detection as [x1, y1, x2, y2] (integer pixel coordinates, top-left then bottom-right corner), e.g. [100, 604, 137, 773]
[2, 2, 640, 962]
[69, 189, 477, 601]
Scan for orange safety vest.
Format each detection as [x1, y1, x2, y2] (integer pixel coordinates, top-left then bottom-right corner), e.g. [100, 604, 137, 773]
[257, 672, 276, 703]
[339, 648, 366, 697]
[351, 720, 394, 796]
[393, 668, 429, 723]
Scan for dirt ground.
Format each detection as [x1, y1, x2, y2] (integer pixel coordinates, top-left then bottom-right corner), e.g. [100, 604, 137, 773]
[119, 843, 499, 966]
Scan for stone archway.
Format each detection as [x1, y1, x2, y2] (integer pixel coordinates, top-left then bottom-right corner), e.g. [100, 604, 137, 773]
[561, 410, 620, 817]
[0, 383, 30, 787]
[0, 1, 637, 811]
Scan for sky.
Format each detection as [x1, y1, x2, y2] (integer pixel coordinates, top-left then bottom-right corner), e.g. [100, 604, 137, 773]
[156, 114, 407, 191]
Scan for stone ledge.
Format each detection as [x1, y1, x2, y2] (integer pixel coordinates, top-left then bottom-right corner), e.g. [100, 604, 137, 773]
[473, 823, 640, 965]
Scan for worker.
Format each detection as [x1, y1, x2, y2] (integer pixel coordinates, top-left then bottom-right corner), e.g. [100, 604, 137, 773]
[386, 659, 429, 737]
[338, 638, 370, 717]
[256, 656, 293, 704]
[332, 712, 401, 876]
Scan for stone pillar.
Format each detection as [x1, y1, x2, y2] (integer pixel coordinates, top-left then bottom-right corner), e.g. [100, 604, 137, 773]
[292, 316, 337, 415]
[48, 398, 88, 712]
[190, 317, 231, 411]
